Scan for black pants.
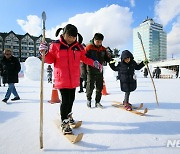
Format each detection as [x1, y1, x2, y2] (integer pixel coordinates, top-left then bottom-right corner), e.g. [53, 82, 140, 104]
[79, 77, 84, 91]
[80, 77, 87, 90]
[124, 92, 130, 103]
[86, 73, 103, 103]
[59, 88, 76, 121]
[156, 74, 160, 78]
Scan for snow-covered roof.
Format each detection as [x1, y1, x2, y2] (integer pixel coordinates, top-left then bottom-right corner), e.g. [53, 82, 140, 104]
[150, 58, 180, 67]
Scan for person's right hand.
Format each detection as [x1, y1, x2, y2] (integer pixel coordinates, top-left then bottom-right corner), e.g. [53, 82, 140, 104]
[109, 59, 116, 64]
[39, 42, 48, 54]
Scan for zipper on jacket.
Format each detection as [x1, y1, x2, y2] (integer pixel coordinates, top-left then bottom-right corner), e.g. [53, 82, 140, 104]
[67, 48, 72, 87]
[73, 49, 75, 60]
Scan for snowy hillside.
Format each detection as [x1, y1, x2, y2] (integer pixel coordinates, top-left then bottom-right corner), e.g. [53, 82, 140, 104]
[0, 61, 180, 154]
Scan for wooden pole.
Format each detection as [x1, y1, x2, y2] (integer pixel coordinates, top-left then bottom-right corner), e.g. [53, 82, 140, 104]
[137, 32, 159, 106]
[40, 11, 46, 149]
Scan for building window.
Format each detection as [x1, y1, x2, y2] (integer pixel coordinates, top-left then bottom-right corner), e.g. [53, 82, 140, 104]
[4, 45, 11, 49]
[29, 42, 34, 45]
[22, 41, 27, 45]
[14, 41, 19, 44]
[13, 46, 19, 49]
[29, 53, 34, 56]
[5, 40, 11, 43]
[29, 47, 34, 50]
[22, 46, 27, 50]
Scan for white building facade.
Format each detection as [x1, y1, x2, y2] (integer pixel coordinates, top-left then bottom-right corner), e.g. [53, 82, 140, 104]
[133, 18, 167, 62]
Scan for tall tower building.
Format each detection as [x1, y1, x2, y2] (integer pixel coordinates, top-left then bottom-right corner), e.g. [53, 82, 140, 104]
[133, 17, 167, 62]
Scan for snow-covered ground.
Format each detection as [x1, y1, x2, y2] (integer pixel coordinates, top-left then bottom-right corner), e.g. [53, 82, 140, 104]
[0, 59, 180, 154]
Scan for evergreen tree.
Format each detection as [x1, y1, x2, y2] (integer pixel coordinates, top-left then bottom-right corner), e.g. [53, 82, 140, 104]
[113, 48, 120, 58]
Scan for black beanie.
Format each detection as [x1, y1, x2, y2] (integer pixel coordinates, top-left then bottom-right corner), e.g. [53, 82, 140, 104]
[93, 33, 104, 40]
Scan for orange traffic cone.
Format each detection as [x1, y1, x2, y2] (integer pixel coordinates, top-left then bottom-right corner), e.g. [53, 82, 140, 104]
[102, 80, 109, 95]
[48, 87, 61, 104]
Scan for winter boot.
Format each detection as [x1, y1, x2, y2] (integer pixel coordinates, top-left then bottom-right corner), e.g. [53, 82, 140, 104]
[123, 101, 132, 106]
[2, 98, 8, 103]
[61, 119, 72, 135]
[11, 96, 20, 101]
[95, 102, 103, 108]
[67, 112, 76, 125]
[123, 102, 132, 111]
[78, 89, 84, 93]
[87, 100, 91, 108]
[69, 117, 75, 125]
[124, 105, 132, 111]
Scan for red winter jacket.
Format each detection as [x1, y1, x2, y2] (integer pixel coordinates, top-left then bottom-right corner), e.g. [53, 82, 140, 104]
[44, 36, 94, 89]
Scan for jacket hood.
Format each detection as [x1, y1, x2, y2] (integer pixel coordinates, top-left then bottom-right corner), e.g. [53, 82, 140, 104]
[121, 50, 134, 61]
[89, 39, 102, 48]
[89, 39, 93, 44]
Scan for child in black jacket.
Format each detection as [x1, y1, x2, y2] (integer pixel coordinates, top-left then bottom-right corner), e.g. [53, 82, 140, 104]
[109, 50, 147, 111]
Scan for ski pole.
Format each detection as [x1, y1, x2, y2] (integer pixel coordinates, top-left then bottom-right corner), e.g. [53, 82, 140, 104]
[137, 32, 159, 106]
[40, 11, 46, 149]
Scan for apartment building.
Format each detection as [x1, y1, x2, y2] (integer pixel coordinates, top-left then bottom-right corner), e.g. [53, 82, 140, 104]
[0, 31, 52, 61]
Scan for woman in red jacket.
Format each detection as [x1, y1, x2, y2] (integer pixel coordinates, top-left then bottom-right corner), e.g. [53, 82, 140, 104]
[39, 24, 101, 134]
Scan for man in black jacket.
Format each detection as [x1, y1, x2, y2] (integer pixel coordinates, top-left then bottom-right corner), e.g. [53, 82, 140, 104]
[0, 49, 21, 103]
[155, 67, 161, 78]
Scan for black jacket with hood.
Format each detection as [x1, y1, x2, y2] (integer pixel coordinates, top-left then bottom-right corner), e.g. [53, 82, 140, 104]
[109, 50, 144, 92]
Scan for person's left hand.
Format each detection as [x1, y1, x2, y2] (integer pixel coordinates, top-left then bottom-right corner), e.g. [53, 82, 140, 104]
[143, 58, 149, 65]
